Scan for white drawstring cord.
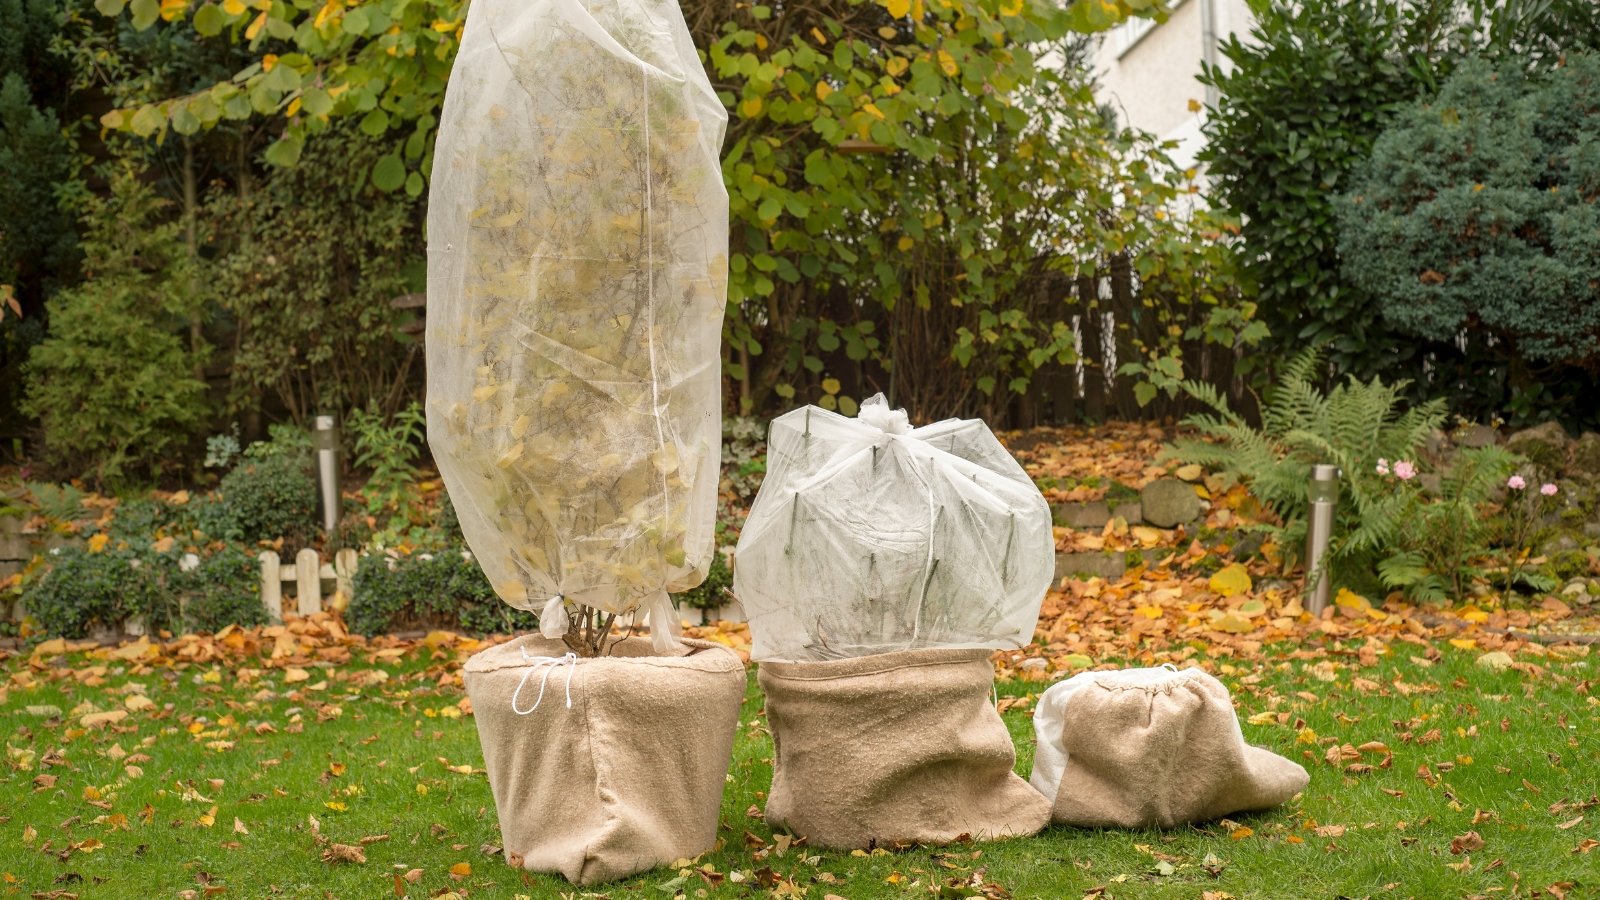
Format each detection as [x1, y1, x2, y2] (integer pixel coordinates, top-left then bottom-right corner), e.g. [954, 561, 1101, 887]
[511, 648, 578, 714]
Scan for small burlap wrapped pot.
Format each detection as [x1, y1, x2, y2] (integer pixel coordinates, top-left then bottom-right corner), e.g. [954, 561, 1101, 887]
[464, 635, 745, 885]
[1030, 667, 1309, 828]
[759, 648, 1049, 849]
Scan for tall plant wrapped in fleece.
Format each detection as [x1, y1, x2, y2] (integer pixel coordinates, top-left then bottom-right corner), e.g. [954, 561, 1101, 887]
[425, 0, 729, 655]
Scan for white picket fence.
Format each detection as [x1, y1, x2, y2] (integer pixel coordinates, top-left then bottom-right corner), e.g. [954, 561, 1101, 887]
[255, 547, 746, 626]
[258, 548, 358, 619]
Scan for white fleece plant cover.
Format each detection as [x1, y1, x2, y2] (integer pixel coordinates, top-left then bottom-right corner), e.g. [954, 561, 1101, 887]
[734, 395, 1054, 661]
[426, 0, 728, 647]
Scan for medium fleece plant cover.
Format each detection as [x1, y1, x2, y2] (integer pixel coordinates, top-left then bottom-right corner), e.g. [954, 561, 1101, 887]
[734, 394, 1054, 661]
[759, 647, 1051, 848]
[426, 0, 728, 643]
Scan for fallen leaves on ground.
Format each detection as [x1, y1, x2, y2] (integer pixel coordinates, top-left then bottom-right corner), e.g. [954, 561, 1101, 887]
[964, 422, 1600, 681]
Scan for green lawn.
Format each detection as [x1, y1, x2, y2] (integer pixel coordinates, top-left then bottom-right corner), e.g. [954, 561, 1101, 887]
[2, 638, 1595, 899]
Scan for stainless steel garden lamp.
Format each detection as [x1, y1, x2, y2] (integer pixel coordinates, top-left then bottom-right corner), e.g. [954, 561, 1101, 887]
[314, 415, 341, 535]
[1305, 464, 1341, 614]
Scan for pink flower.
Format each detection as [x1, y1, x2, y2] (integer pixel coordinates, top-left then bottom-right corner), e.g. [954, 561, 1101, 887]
[1541, 483, 1558, 496]
[1507, 475, 1526, 490]
[1376, 458, 1390, 475]
[1393, 460, 1417, 481]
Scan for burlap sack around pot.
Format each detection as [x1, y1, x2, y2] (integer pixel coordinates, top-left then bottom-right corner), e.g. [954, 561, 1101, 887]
[1030, 666, 1309, 829]
[759, 648, 1049, 849]
[463, 634, 745, 885]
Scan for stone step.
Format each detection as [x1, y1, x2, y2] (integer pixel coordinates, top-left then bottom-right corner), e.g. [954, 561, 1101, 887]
[1052, 501, 1109, 529]
[0, 531, 83, 562]
[1055, 550, 1127, 582]
[1051, 500, 1144, 530]
[0, 532, 30, 561]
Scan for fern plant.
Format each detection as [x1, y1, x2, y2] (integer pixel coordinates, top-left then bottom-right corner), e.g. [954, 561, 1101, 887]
[1162, 348, 1447, 593]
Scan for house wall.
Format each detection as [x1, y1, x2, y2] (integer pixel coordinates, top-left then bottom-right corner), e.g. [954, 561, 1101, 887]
[1091, 0, 1255, 172]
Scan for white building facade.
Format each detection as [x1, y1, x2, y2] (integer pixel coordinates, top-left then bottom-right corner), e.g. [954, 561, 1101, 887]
[1090, 0, 1256, 172]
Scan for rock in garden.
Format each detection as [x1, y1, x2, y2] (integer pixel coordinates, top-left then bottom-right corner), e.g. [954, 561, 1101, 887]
[1506, 421, 1571, 473]
[1141, 478, 1202, 528]
[1570, 432, 1600, 477]
[1423, 428, 1452, 465]
[1458, 423, 1500, 449]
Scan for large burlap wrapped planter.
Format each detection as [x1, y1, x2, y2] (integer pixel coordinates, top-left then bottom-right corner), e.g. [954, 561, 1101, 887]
[759, 648, 1049, 849]
[464, 635, 744, 885]
[1030, 666, 1309, 828]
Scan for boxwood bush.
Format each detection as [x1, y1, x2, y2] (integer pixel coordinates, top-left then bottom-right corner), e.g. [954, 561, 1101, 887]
[347, 549, 537, 637]
[24, 542, 266, 639]
[197, 452, 318, 546]
[171, 545, 268, 633]
[24, 545, 170, 639]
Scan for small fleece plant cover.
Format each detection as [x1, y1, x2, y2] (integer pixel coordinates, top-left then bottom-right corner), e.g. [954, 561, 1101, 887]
[1030, 666, 1310, 828]
[425, 0, 728, 645]
[734, 394, 1054, 661]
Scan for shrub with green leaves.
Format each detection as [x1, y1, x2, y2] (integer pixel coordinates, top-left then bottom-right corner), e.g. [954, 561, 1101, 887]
[0, 72, 78, 306]
[675, 550, 733, 613]
[107, 496, 200, 545]
[20, 172, 209, 485]
[198, 452, 317, 546]
[347, 549, 537, 637]
[1162, 349, 1446, 593]
[171, 545, 267, 633]
[89, 0, 1251, 423]
[1199, 1, 1437, 384]
[0, 0, 82, 310]
[23, 545, 168, 639]
[25, 542, 269, 638]
[210, 125, 423, 421]
[1202, 2, 1600, 423]
[1339, 54, 1600, 381]
[348, 403, 425, 522]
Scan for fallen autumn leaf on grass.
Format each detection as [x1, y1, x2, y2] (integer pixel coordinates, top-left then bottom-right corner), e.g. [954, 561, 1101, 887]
[321, 843, 366, 864]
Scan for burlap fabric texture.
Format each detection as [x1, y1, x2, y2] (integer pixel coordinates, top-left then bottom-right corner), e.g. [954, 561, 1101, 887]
[463, 635, 745, 885]
[1030, 666, 1309, 828]
[759, 648, 1050, 849]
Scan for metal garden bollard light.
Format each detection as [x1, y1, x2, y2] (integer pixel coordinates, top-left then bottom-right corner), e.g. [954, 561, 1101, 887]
[314, 415, 341, 536]
[1304, 463, 1341, 615]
